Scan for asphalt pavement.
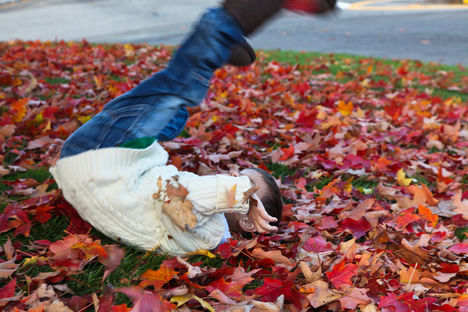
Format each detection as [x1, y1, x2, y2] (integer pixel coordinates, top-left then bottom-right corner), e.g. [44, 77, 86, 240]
[1, 0, 467, 65]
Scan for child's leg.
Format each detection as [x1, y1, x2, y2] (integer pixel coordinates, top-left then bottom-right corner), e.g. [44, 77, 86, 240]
[60, 8, 244, 158]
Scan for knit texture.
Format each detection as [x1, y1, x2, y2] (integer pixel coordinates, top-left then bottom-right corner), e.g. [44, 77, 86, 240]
[50, 141, 252, 255]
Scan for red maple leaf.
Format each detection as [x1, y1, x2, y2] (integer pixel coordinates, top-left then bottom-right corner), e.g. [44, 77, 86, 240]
[325, 259, 357, 290]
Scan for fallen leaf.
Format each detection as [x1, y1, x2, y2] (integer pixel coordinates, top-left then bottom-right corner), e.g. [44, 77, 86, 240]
[397, 168, 412, 186]
[325, 259, 357, 290]
[251, 248, 294, 266]
[306, 280, 342, 308]
[226, 184, 238, 207]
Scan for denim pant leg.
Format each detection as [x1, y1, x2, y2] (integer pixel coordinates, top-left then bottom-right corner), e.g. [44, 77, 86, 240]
[60, 7, 244, 159]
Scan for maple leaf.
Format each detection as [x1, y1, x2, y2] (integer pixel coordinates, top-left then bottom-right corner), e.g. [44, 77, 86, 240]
[251, 248, 294, 266]
[165, 182, 189, 198]
[206, 267, 260, 299]
[11, 98, 28, 122]
[325, 259, 357, 290]
[254, 277, 302, 309]
[306, 280, 342, 308]
[162, 196, 197, 230]
[0, 278, 22, 307]
[339, 217, 371, 239]
[379, 293, 410, 312]
[279, 145, 295, 161]
[303, 235, 333, 253]
[116, 288, 171, 312]
[337, 100, 353, 116]
[418, 204, 438, 227]
[339, 288, 371, 310]
[139, 262, 177, 289]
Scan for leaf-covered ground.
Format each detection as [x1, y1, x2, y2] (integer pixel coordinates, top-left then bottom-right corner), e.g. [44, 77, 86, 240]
[0, 40, 467, 311]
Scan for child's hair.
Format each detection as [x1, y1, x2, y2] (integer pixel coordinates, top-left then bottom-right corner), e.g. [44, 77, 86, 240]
[248, 168, 283, 226]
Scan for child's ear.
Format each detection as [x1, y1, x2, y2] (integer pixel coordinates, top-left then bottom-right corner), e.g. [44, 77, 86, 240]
[239, 216, 256, 232]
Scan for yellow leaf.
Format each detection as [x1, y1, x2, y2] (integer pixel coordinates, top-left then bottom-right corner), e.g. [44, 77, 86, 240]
[397, 168, 412, 186]
[22, 256, 47, 267]
[193, 295, 215, 312]
[93, 75, 102, 89]
[124, 43, 134, 57]
[186, 249, 215, 258]
[337, 100, 353, 116]
[171, 295, 192, 307]
[170, 294, 214, 312]
[77, 115, 91, 124]
[226, 184, 237, 207]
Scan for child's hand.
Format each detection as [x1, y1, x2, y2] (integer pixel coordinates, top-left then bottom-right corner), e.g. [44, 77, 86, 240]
[246, 193, 278, 233]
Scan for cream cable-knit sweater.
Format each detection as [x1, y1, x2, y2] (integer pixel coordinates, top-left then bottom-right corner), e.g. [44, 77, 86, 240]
[50, 141, 252, 255]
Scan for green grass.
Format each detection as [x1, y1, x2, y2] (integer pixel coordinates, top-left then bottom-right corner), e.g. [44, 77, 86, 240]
[267, 163, 296, 179]
[45, 77, 70, 85]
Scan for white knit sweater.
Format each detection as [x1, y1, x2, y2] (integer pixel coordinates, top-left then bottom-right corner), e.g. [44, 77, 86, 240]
[50, 141, 252, 255]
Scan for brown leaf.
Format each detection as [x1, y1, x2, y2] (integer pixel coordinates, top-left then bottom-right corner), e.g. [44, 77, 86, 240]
[251, 248, 294, 266]
[299, 261, 321, 283]
[242, 186, 260, 204]
[306, 280, 342, 308]
[3, 238, 14, 260]
[0, 257, 18, 279]
[226, 184, 238, 207]
[339, 288, 371, 310]
[162, 197, 197, 230]
[166, 182, 189, 198]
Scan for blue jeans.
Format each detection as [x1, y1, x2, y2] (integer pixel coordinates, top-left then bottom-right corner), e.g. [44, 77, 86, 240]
[60, 8, 244, 158]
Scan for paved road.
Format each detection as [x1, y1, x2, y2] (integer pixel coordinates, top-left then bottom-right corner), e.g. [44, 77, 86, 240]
[1, 0, 467, 65]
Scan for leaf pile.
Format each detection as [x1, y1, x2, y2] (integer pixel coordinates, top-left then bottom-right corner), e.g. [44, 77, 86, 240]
[1, 41, 467, 311]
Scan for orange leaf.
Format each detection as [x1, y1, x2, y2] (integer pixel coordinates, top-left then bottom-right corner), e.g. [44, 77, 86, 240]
[418, 204, 438, 227]
[72, 241, 108, 260]
[166, 182, 189, 198]
[226, 184, 237, 207]
[139, 263, 177, 289]
[279, 145, 294, 161]
[11, 98, 28, 122]
[337, 100, 353, 116]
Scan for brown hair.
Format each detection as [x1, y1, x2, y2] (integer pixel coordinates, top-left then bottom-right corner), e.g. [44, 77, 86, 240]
[248, 168, 283, 227]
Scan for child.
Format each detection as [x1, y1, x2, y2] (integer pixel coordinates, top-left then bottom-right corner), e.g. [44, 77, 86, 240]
[50, 0, 335, 255]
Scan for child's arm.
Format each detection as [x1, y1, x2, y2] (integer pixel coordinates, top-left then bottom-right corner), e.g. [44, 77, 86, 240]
[156, 171, 253, 215]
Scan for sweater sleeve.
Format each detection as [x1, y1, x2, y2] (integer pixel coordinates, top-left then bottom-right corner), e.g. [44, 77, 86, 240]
[160, 171, 252, 215]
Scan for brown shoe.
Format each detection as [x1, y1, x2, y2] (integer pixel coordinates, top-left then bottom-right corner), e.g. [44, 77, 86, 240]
[223, 0, 285, 36]
[227, 39, 256, 66]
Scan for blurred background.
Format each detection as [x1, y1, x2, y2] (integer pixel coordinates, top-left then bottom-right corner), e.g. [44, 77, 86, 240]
[0, 0, 467, 65]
